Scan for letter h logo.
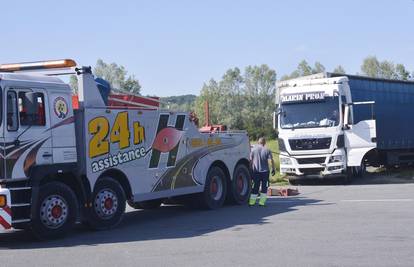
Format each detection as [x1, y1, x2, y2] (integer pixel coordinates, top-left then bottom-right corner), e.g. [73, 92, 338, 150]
[149, 114, 185, 168]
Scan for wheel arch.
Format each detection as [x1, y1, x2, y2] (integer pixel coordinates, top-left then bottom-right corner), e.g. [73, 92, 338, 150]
[347, 147, 377, 167]
[234, 158, 250, 175]
[210, 160, 231, 182]
[98, 168, 133, 201]
[29, 163, 90, 220]
[363, 148, 381, 166]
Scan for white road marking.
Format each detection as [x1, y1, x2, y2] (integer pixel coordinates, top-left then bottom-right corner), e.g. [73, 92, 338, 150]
[341, 199, 414, 203]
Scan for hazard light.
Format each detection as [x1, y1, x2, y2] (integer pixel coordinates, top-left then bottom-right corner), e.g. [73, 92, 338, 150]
[0, 59, 77, 72]
[0, 195, 6, 208]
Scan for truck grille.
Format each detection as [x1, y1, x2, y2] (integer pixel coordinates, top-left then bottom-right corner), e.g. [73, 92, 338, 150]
[299, 167, 324, 174]
[296, 157, 326, 164]
[289, 137, 331, 150]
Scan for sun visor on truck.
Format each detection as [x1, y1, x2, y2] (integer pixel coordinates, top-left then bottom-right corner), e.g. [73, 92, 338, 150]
[95, 77, 111, 105]
[280, 91, 326, 104]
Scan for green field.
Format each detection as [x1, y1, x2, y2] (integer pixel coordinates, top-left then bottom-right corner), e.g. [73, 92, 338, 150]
[256, 139, 289, 185]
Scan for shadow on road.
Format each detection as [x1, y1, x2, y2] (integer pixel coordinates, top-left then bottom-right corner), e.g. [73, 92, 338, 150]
[0, 197, 324, 249]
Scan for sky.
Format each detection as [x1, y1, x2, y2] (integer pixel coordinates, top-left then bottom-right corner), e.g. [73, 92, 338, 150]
[1, 0, 414, 96]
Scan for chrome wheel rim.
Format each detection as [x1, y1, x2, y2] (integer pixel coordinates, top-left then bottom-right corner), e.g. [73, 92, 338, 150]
[210, 176, 223, 201]
[236, 172, 248, 196]
[40, 195, 68, 229]
[94, 189, 118, 219]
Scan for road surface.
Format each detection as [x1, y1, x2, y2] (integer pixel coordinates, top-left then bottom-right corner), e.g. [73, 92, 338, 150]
[1, 179, 414, 266]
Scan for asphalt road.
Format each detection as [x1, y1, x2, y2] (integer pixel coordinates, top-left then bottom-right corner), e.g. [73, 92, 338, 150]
[1, 179, 414, 267]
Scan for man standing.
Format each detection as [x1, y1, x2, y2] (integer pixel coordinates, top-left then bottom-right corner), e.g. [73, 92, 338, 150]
[249, 137, 275, 206]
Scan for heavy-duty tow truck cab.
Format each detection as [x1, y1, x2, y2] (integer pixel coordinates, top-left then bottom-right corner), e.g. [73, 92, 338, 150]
[0, 60, 251, 238]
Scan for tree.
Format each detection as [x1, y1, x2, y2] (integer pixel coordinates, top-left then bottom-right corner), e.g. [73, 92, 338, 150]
[281, 60, 326, 80]
[361, 56, 412, 81]
[333, 65, 346, 74]
[361, 56, 381, 78]
[69, 75, 78, 94]
[218, 67, 244, 129]
[94, 59, 141, 94]
[194, 64, 277, 139]
[123, 75, 141, 94]
[297, 60, 313, 76]
[243, 65, 277, 139]
[161, 95, 196, 111]
[379, 60, 397, 79]
[313, 61, 325, 73]
[69, 59, 142, 95]
[395, 64, 410, 80]
[195, 79, 221, 126]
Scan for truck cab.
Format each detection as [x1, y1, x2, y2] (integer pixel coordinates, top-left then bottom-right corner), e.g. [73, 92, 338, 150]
[0, 73, 77, 180]
[276, 74, 376, 182]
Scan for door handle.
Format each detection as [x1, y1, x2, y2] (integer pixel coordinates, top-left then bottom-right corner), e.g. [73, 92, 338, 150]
[42, 153, 52, 158]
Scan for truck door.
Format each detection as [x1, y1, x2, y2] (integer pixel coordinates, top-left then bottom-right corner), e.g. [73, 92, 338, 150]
[343, 102, 376, 167]
[4, 88, 52, 179]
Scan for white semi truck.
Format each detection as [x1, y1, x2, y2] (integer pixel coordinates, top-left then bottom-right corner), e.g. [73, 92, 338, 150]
[275, 73, 375, 184]
[0, 59, 251, 239]
[276, 72, 414, 184]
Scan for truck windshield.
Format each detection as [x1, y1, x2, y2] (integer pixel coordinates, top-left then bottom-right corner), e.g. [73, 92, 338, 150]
[280, 96, 340, 129]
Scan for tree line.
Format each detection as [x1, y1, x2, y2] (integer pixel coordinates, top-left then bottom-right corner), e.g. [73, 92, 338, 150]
[191, 56, 413, 139]
[70, 57, 414, 139]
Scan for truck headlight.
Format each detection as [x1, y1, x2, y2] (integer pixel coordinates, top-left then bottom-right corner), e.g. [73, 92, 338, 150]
[280, 157, 292, 165]
[329, 155, 343, 163]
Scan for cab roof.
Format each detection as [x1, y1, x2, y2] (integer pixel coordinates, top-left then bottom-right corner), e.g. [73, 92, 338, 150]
[0, 72, 66, 86]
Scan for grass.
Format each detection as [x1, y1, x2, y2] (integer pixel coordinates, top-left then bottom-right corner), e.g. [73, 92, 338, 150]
[263, 139, 289, 186]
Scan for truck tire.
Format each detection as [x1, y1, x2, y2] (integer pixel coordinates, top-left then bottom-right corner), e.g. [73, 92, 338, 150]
[199, 166, 227, 209]
[87, 177, 126, 230]
[289, 178, 300, 185]
[31, 182, 78, 240]
[128, 199, 163, 210]
[345, 167, 354, 184]
[227, 164, 251, 205]
[355, 162, 366, 178]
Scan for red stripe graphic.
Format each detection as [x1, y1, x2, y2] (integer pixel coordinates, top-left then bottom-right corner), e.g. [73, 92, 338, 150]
[2, 205, 12, 216]
[0, 215, 11, 229]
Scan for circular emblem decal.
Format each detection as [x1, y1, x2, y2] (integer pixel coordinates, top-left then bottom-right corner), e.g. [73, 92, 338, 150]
[54, 97, 68, 119]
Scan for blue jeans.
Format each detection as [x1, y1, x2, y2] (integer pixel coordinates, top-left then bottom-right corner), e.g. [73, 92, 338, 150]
[252, 171, 269, 194]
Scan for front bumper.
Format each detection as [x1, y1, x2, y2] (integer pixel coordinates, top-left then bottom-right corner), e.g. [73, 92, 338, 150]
[0, 187, 12, 230]
[280, 151, 346, 179]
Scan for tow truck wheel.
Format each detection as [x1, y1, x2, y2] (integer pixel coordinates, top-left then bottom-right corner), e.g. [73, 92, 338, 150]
[199, 166, 227, 209]
[31, 182, 78, 240]
[227, 164, 251, 205]
[87, 177, 126, 230]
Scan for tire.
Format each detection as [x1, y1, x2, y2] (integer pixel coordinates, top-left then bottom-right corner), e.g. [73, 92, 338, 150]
[349, 161, 366, 179]
[87, 177, 126, 230]
[199, 166, 227, 209]
[356, 162, 366, 178]
[128, 199, 163, 210]
[289, 178, 300, 185]
[346, 167, 354, 184]
[31, 182, 78, 240]
[227, 164, 251, 205]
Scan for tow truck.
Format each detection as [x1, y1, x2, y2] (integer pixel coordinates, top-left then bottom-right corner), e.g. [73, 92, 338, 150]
[0, 59, 251, 239]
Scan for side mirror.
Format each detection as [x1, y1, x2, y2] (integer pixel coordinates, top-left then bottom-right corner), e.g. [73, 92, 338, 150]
[273, 108, 282, 130]
[273, 111, 278, 130]
[343, 104, 351, 130]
